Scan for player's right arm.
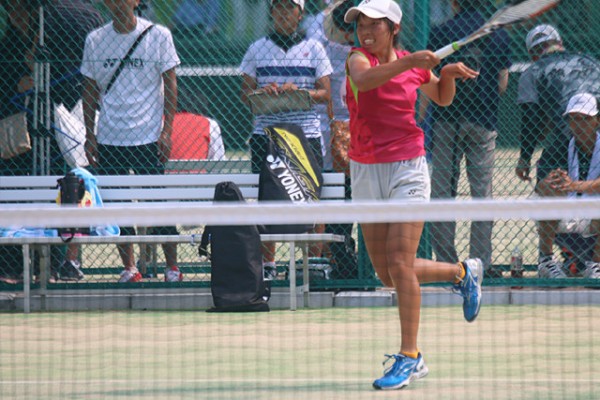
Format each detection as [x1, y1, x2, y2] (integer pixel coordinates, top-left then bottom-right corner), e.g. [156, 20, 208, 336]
[347, 50, 440, 92]
[83, 76, 100, 167]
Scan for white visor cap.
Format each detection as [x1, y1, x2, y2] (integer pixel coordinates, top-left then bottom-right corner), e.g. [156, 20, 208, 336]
[344, 0, 402, 25]
[563, 93, 599, 117]
[525, 24, 561, 52]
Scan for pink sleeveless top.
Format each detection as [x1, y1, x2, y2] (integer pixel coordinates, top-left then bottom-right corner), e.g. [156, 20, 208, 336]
[346, 48, 430, 164]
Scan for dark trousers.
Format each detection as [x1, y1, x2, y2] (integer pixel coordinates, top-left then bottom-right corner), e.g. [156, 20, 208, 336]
[94, 143, 177, 236]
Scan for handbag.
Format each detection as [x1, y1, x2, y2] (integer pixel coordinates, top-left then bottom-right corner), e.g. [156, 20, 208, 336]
[330, 119, 350, 175]
[0, 112, 31, 159]
[54, 100, 97, 168]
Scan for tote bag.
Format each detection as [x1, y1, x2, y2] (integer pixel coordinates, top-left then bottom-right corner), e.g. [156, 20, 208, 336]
[0, 112, 30, 159]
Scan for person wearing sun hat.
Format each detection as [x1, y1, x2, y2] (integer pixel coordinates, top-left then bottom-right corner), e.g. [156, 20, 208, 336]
[535, 92, 600, 280]
[344, 0, 484, 391]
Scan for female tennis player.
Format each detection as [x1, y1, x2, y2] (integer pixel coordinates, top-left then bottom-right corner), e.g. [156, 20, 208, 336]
[344, 0, 483, 390]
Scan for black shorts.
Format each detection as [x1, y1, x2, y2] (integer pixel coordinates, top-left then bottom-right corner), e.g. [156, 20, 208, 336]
[94, 143, 177, 236]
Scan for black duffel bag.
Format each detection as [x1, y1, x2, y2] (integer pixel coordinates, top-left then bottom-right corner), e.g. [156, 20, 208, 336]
[200, 181, 269, 312]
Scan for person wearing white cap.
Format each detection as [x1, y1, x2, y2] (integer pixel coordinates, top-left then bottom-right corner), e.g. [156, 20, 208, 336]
[240, 0, 332, 280]
[344, 0, 483, 391]
[525, 24, 563, 58]
[535, 93, 600, 280]
[516, 24, 600, 183]
[516, 25, 600, 278]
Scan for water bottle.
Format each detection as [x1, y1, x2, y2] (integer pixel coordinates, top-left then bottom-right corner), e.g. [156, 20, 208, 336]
[510, 247, 524, 278]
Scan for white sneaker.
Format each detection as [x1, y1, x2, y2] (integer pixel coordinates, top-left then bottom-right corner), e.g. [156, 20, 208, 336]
[583, 262, 600, 279]
[537, 256, 567, 279]
[164, 266, 183, 282]
[118, 267, 142, 283]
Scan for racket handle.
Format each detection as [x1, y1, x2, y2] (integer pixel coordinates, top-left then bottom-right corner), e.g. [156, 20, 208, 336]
[434, 43, 459, 60]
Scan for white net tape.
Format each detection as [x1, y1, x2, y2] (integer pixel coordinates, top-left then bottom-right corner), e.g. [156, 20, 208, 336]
[1, 197, 598, 228]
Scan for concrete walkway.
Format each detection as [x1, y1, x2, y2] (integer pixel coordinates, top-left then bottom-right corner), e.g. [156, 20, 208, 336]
[1, 287, 599, 312]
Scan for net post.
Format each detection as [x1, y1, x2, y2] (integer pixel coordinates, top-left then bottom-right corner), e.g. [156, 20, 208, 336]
[23, 244, 31, 314]
[289, 241, 297, 311]
[302, 242, 309, 308]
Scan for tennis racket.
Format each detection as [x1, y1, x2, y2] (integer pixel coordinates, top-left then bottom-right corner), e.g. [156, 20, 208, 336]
[434, 0, 561, 59]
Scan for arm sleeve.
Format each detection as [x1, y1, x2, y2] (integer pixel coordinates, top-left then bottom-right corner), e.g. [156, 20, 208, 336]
[314, 41, 333, 79]
[519, 102, 543, 164]
[80, 35, 95, 79]
[498, 30, 513, 70]
[489, 30, 512, 72]
[239, 43, 257, 78]
[159, 27, 181, 73]
[208, 118, 225, 160]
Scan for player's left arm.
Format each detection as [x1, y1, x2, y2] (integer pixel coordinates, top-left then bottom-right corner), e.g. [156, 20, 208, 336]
[421, 63, 479, 106]
[160, 67, 178, 163]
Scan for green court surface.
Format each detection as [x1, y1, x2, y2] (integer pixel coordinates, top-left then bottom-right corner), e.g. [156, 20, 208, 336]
[1, 306, 598, 399]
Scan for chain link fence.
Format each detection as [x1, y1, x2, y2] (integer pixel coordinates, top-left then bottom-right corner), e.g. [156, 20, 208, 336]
[0, 0, 598, 287]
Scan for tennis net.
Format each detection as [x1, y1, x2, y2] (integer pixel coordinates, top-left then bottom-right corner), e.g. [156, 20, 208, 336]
[0, 197, 599, 399]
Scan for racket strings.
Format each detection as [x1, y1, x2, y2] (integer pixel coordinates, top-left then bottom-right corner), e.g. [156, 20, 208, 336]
[490, 0, 559, 26]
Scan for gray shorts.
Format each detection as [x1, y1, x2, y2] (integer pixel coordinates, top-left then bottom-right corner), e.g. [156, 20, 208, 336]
[350, 156, 430, 201]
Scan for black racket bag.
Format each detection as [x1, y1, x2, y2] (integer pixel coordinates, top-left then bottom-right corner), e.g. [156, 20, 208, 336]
[200, 181, 269, 312]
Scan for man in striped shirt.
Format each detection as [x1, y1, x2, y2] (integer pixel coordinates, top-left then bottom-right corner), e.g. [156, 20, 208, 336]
[240, 0, 332, 280]
[241, 0, 332, 172]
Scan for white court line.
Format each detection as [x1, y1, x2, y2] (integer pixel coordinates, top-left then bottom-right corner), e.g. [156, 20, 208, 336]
[2, 378, 599, 385]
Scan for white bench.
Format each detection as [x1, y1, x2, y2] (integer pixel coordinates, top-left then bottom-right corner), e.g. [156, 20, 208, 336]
[0, 173, 346, 312]
[0, 172, 344, 203]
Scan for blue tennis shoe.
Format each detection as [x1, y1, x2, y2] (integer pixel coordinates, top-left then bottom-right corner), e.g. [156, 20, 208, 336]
[372, 353, 429, 390]
[453, 258, 484, 322]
